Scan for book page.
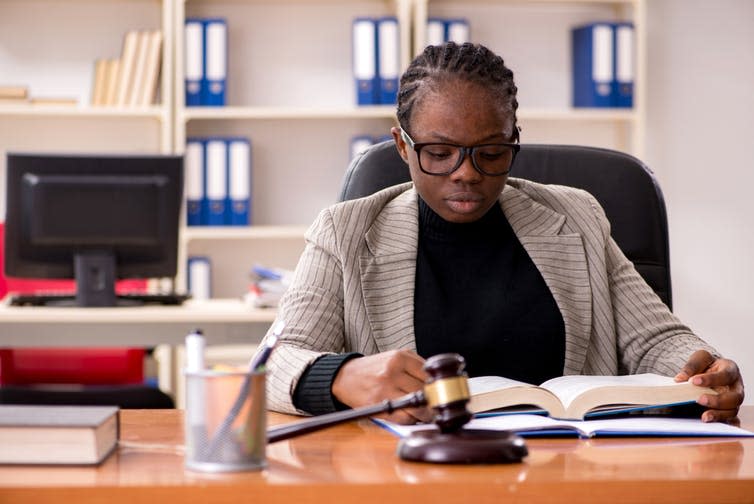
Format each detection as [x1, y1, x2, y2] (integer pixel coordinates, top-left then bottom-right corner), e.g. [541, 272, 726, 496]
[539, 373, 679, 411]
[468, 375, 535, 395]
[467, 376, 564, 416]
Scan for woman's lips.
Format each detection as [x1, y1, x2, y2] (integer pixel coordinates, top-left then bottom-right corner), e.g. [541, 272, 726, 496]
[445, 192, 484, 213]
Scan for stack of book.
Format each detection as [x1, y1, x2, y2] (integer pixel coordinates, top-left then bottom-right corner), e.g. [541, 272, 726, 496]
[91, 29, 163, 107]
[0, 85, 77, 106]
[244, 265, 292, 309]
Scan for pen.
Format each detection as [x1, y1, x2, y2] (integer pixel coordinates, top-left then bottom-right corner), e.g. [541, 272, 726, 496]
[248, 320, 285, 372]
[206, 320, 286, 459]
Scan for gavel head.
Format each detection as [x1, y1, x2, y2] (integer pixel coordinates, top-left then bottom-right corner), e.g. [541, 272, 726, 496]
[422, 353, 473, 433]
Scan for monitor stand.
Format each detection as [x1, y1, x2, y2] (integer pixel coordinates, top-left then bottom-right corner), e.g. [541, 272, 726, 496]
[42, 251, 141, 307]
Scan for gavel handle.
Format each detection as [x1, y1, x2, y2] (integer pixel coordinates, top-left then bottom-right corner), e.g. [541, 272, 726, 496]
[267, 391, 426, 444]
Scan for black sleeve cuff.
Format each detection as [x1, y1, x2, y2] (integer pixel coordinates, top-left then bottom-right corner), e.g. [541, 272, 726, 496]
[292, 352, 363, 415]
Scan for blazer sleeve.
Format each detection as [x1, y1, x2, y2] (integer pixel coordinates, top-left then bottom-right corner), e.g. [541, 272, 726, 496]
[587, 195, 720, 375]
[262, 207, 348, 414]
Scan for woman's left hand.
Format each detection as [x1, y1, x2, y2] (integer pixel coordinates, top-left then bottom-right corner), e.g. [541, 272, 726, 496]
[675, 350, 745, 422]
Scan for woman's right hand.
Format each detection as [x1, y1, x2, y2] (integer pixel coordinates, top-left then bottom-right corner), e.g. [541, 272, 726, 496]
[331, 349, 432, 424]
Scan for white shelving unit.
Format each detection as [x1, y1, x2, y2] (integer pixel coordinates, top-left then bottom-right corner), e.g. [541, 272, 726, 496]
[0, 0, 174, 172]
[414, 0, 646, 157]
[1, 0, 646, 301]
[172, 0, 413, 297]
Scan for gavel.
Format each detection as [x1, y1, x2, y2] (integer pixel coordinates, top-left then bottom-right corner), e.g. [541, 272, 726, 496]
[266, 353, 527, 464]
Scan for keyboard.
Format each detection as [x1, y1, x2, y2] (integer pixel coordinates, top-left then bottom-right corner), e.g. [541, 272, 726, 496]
[8, 292, 192, 307]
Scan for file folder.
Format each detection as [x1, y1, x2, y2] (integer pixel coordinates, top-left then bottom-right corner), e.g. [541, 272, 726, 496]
[572, 22, 614, 108]
[187, 256, 212, 301]
[227, 137, 251, 226]
[613, 22, 634, 108]
[185, 138, 205, 226]
[350, 135, 374, 161]
[353, 17, 377, 105]
[377, 17, 400, 105]
[204, 138, 228, 225]
[184, 19, 204, 106]
[446, 18, 470, 44]
[426, 18, 446, 47]
[203, 18, 227, 106]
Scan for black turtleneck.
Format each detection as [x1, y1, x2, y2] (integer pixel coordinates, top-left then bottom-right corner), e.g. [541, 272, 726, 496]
[414, 197, 564, 383]
[293, 197, 565, 415]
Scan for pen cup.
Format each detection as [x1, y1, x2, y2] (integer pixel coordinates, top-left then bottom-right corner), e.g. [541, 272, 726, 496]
[184, 369, 267, 472]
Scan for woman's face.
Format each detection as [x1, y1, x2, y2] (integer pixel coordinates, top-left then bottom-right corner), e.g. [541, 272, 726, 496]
[392, 79, 515, 224]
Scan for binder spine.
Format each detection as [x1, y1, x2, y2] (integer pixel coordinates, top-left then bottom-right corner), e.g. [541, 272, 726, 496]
[204, 138, 228, 226]
[203, 18, 227, 106]
[185, 138, 205, 226]
[187, 256, 212, 301]
[613, 22, 634, 108]
[445, 18, 470, 44]
[377, 17, 400, 105]
[227, 137, 251, 226]
[184, 19, 204, 106]
[572, 23, 614, 108]
[353, 17, 377, 105]
[426, 18, 446, 47]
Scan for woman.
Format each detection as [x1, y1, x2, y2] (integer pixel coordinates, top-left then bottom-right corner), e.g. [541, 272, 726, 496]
[260, 42, 743, 424]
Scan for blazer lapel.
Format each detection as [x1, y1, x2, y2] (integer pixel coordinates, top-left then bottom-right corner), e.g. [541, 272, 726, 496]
[360, 189, 419, 353]
[501, 183, 593, 375]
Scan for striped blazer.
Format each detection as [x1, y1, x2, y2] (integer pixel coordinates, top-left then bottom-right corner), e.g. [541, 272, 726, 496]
[263, 180, 717, 414]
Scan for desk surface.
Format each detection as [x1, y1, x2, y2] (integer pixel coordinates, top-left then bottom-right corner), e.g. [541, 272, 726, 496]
[2, 408, 754, 504]
[0, 298, 275, 345]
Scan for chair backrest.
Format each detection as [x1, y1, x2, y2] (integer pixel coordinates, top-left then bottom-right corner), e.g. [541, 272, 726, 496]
[339, 142, 673, 310]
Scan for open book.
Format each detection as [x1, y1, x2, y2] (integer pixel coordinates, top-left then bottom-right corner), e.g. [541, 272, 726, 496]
[467, 373, 716, 420]
[374, 414, 754, 439]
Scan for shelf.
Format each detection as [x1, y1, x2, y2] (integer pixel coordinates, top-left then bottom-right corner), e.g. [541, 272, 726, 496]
[518, 107, 636, 121]
[0, 105, 167, 119]
[182, 225, 308, 241]
[182, 106, 398, 121]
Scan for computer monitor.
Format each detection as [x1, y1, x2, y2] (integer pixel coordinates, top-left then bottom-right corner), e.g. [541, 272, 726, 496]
[4, 152, 183, 307]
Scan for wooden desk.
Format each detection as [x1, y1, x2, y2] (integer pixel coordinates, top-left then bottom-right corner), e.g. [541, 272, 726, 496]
[2, 408, 754, 504]
[0, 298, 275, 346]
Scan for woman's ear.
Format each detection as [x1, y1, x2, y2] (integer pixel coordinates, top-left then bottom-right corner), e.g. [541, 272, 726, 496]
[391, 126, 410, 163]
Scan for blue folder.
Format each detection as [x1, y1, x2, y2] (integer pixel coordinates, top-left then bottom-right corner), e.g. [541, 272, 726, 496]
[572, 22, 614, 108]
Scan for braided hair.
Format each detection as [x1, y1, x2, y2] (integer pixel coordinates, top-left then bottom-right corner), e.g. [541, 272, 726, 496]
[396, 42, 520, 142]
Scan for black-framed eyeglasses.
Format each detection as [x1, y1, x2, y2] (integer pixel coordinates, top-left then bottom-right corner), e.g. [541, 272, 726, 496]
[400, 128, 520, 177]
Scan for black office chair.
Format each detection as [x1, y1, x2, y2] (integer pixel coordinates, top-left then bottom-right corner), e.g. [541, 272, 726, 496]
[339, 142, 673, 310]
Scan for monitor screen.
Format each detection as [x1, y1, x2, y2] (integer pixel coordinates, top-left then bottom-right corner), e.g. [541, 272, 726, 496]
[4, 152, 183, 307]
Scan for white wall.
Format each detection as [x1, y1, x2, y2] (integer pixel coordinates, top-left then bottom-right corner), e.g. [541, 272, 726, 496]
[645, 0, 754, 403]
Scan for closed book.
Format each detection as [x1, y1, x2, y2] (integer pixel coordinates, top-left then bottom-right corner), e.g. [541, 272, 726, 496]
[0, 405, 119, 465]
[185, 138, 205, 226]
[227, 137, 251, 226]
[377, 17, 400, 105]
[572, 22, 614, 108]
[139, 30, 163, 106]
[91, 59, 109, 106]
[613, 22, 634, 108]
[127, 31, 150, 107]
[352, 17, 377, 105]
[204, 138, 228, 225]
[104, 59, 121, 106]
[114, 30, 141, 107]
[184, 18, 204, 106]
[202, 18, 227, 106]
